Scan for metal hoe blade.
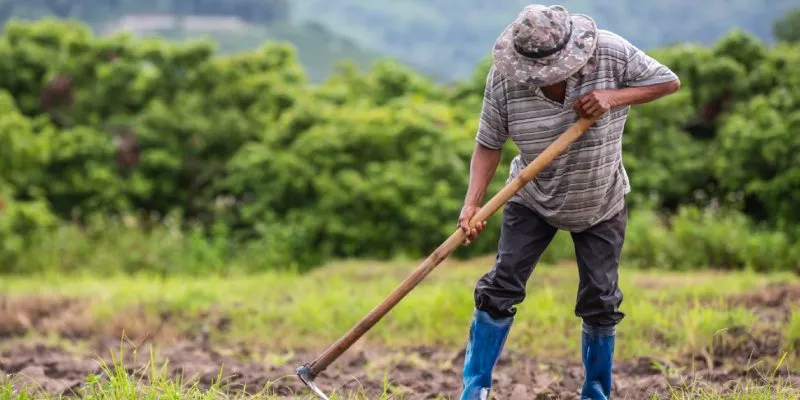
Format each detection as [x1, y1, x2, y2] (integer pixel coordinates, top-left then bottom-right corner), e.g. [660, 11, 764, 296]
[297, 364, 331, 400]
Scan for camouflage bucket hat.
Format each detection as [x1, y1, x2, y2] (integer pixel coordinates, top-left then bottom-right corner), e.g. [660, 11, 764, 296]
[493, 4, 598, 86]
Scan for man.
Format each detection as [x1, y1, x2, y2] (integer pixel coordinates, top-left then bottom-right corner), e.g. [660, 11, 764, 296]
[457, 4, 680, 400]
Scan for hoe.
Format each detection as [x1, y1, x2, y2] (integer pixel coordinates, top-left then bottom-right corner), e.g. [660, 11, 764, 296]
[296, 116, 598, 399]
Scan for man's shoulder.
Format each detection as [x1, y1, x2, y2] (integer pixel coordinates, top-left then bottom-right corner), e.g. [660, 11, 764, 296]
[484, 65, 512, 94]
[595, 29, 632, 55]
[487, 65, 508, 85]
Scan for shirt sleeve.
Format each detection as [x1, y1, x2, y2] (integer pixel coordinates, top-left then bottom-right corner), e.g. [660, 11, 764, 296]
[474, 67, 509, 150]
[618, 36, 680, 87]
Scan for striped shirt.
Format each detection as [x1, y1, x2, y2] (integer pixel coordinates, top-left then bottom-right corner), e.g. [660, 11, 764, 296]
[476, 29, 679, 232]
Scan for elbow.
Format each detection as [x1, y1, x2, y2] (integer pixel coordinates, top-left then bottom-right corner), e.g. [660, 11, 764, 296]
[666, 78, 681, 94]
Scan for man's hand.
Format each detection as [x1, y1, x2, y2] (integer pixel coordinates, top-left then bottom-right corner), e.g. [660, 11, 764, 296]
[573, 81, 681, 119]
[574, 90, 617, 119]
[458, 204, 487, 246]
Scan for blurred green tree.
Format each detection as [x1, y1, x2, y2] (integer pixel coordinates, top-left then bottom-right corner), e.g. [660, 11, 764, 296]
[774, 6, 800, 43]
[0, 19, 797, 272]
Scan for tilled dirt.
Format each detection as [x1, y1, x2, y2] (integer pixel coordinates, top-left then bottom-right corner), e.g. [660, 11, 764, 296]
[2, 283, 800, 399]
[1, 339, 796, 400]
[727, 282, 800, 324]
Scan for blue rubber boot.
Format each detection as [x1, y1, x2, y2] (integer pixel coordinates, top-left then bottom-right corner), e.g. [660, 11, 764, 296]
[460, 309, 513, 400]
[581, 323, 616, 400]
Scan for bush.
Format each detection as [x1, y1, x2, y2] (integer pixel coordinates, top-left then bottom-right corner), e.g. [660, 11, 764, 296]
[5, 204, 796, 276]
[0, 20, 797, 274]
[0, 193, 59, 270]
[624, 206, 799, 272]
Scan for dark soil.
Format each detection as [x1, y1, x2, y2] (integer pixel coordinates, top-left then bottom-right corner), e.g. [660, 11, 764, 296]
[1, 339, 796, 399]
[2, 283, 800, 399]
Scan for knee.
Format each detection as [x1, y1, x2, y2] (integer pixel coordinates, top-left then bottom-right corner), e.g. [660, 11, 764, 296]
[474, 295, 517, 319]
[473, 273, 523, 319]
[576, 290, 625, 327]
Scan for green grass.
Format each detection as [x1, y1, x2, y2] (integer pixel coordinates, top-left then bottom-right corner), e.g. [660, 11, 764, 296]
[1, 257, 796, 361]
[655, 385, 799, 400]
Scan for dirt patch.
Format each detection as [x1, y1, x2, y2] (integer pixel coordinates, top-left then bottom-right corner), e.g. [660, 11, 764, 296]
[0, 343, 97, 395]
[729, 283, 800, 309]
[706, 326, 784, 365]
[727, 282, 800, 323]
[0, 294, 229, 346]
[682, 282, 800, 373]
[0, 295, 95, 339]
[1, 340, 798, 400]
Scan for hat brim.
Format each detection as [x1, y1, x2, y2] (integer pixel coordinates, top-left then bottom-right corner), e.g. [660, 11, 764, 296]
[492, 14, 598, 87]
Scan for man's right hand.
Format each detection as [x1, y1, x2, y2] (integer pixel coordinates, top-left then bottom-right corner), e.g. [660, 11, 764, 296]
[458, 204, 487, 246]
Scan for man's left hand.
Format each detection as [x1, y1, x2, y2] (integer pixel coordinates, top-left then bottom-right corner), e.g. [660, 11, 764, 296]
[574, 90, 618, 119]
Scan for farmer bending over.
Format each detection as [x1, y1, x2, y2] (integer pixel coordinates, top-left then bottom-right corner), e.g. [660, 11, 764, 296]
[457, 4, 680, 400]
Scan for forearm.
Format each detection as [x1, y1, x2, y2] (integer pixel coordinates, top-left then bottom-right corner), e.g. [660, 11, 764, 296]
[464, 143, 502, 206]
[612, 79, 680, 107]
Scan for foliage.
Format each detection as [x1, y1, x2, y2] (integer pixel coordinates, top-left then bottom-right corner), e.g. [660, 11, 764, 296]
[0, 89, 59, 268]
[623, 206, 799, 272]
[774, 6, 800, 43]
[0, 19, 798, 274]
[4, 203, 799, 276]
[290, 0, 800, 81]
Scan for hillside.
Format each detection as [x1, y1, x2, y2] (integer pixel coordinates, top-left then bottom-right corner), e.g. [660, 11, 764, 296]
[0, 0, 389, 82]
[154, 21, 382, 82]
[290, 0, 800, 80]
[2, 0, 797, 82]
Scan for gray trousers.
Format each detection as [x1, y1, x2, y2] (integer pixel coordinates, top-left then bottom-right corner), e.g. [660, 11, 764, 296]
[474, 201, 627, 327]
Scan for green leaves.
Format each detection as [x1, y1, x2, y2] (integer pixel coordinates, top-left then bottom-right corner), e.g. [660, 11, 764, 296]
[774, 6, 800, 43]
[715, 95, 800, 230]
[0, 19, 798, 273]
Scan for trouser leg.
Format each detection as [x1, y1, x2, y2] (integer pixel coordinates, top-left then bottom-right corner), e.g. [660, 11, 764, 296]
[474, 202, 558, 318]
[460, 202, 557, 400]
[571, 204, 628, 400]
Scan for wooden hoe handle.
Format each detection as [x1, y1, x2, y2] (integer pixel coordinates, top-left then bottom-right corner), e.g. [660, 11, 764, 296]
[302, 116, 598, 378]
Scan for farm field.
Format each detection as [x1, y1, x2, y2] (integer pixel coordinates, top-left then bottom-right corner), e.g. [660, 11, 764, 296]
[2, 257, 800, 399]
